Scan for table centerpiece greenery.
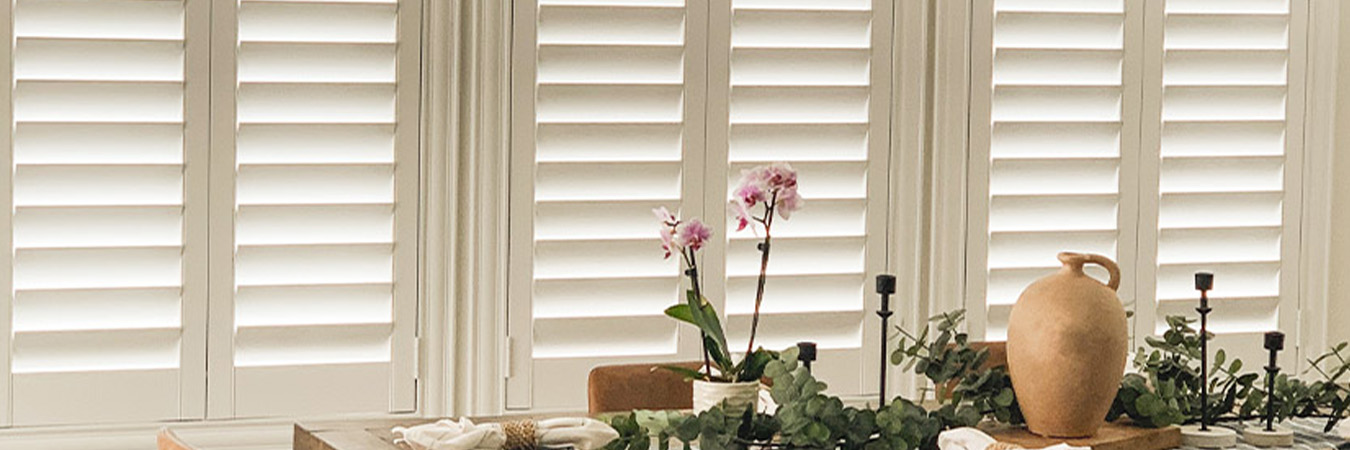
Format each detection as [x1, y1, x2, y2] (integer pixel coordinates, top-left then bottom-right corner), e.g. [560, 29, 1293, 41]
[607, 310, 1350, 450]
[1111, 315, 1350, 432]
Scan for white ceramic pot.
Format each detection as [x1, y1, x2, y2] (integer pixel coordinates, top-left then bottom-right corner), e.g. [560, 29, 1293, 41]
[692, 380, 759, 413]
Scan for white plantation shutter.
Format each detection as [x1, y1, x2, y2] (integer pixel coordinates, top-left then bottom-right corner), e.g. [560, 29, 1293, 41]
[967, 0, 1309, 362]
[707, 0, 891, 398]
[208, 0, 419, 417]
[967, 0, 1141, 340]
[508, 0, 707, 410]
[508, 0, 894, 410]
[5, 0, 208, 425]
[1135, 0, 1305, 368]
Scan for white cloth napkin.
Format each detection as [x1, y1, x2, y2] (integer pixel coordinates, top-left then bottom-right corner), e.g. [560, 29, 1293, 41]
[938, 427, 999, 450]
[937, 427, 1089, 450]
[392, 417, 620, 450]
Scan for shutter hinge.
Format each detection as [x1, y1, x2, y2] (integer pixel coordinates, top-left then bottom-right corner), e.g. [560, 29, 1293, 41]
[504, 336, 514, 379]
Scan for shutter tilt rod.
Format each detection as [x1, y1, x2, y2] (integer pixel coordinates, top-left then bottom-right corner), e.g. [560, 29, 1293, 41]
[876, 274, 897, 406]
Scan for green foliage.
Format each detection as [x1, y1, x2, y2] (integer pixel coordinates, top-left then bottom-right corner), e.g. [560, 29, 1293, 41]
[663, 289, 776, 382]
[610, 312, 1032, 450]
[611, 311, 1350, 450]
[602, 411, 656, 450]
[767, 348, 878, 450]
[1111, 316, 1350, 433]
[891, 310, 1024, 427]
[635, 410, 691, 450]
[1110, 316, 1262, 427]
[608, 346, 967, 450]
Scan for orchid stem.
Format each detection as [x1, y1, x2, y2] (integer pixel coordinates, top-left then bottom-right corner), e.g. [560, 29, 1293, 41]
[745, 192, 777, 357]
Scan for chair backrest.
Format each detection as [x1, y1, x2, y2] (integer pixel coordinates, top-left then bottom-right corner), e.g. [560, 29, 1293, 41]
[588, 361, 701, 415]
[157, 428, 195, 450]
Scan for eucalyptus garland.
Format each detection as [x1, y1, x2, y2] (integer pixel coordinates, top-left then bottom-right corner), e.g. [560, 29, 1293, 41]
[603, 312, 1350, 450]
[1110, 315, 1350, 432]
[605, 346, 949, 450]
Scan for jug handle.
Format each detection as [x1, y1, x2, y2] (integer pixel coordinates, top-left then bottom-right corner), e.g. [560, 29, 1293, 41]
[1058, 252, 1121, 291]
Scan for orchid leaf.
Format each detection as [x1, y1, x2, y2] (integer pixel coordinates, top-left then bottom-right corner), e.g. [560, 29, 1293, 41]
[663, 303, 696, 326]
[684, 290, 728, 355]
[704, 335, 734, 376]
[656, 365, 706, 382]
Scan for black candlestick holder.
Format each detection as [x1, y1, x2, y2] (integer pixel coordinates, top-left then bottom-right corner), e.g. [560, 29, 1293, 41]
[1180, 272, 1237, 448]
[1264, 331, 1284, 432]
[1242, 331, 1293, 446]
[1196, 272, 1214, 431]
[797, 341, 816, 372]
[876, 274, 896, 406]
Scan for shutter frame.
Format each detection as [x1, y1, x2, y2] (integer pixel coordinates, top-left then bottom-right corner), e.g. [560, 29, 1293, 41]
[209, 0, 419, 419]
[709, 0, 892, 396]
[7, 0, 205, 425]
[968, 0, 1142, 341]
[1134, 0, 1307, 370]
[509, 0, 894, 409]
[509, 0, 709, 411]
[968, 0, 1309, 365]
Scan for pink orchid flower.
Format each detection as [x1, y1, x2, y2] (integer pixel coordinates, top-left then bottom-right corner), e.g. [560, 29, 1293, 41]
[653, 206, 678, 226]
[675, 219, 712, 252]
[653, 207, 679, 259]
[728, 163, 803, 227]
[728, 199, 753, 231]
[653, 207, 711, 258]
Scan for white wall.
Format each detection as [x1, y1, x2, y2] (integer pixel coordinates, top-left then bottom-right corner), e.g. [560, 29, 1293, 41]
[1329, 2, 1350, 348]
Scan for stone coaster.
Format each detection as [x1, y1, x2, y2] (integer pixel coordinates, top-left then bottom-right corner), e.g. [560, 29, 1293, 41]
[1221, 419, 1346, 450]
[1242, 427, 1294, 448]
[1181, 425, 1238, 448]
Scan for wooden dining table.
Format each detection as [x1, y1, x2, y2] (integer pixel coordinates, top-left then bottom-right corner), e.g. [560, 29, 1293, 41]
[294, 413, 584, 450]
[294, 414, 1348, 450]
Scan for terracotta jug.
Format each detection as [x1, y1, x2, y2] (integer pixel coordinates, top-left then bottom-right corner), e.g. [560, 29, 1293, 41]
[1007, 252, 1128, 438]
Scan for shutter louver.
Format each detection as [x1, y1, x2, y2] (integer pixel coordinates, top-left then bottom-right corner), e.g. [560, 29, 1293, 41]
[970, 0, 1137, 340]
[225, 0, 417, 417]
[717, 0, 888, 396]
[510, 0, 701, 410]
[1141, 0, 1303, 368]
[9, 0, 206, 425]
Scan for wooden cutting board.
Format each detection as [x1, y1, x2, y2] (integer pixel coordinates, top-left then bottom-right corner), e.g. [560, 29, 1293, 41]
[979, 421, 1182, 450]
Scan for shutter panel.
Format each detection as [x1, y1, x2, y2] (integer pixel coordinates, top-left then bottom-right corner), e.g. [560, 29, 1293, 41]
[968, 0, 1141, 340]
[510, 0, 897, 409]
[1136, 0, 1305, 368]
[213, 0, 419, 417]
[8, 0, 209, 425]
[508, 0, 707, 410]
[709, 0, 890, 396]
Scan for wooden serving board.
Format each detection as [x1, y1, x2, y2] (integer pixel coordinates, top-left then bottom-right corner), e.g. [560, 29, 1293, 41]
[979, 421, 1182, 450]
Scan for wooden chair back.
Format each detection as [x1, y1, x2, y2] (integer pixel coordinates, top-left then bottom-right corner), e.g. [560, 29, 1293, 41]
[157, 428, 196, 450]
[588, 361, 701, 414]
